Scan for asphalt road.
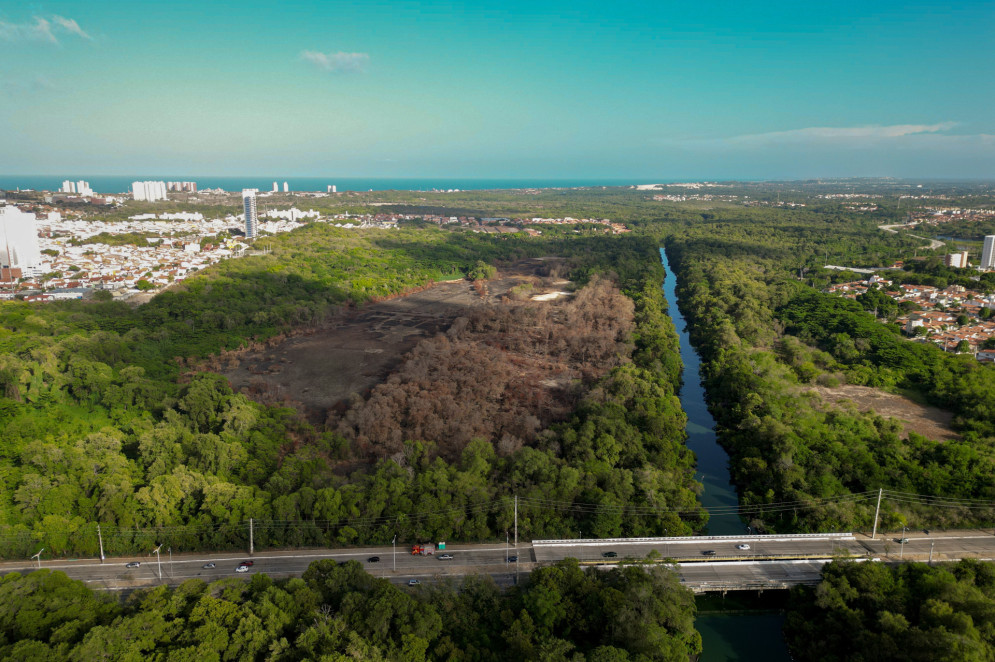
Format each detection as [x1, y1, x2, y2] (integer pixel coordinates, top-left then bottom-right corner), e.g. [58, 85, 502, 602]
[6, 530, 995, 592]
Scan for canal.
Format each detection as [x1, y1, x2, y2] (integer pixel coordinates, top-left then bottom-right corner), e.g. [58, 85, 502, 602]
[660, 247, 793, 661]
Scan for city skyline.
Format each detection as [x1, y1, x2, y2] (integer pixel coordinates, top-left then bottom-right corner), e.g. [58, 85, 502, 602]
[2, 0, 994, 179]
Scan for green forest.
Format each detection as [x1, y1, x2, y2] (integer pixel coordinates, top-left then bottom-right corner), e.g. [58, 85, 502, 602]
[0, 559, 700, 661]
[655, 203, 995, 533]
[785, 559, 995, 662]
[0, 221, 703, 558]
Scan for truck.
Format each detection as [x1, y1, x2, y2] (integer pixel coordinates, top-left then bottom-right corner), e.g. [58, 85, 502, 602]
[411, 544, 435, 556]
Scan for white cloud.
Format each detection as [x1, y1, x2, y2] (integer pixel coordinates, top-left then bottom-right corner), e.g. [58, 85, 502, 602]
[301, 50, 370, 73]
[51, 15, 91, 40]
[0, 15, 90, 44]
[724, 122, 959, 145]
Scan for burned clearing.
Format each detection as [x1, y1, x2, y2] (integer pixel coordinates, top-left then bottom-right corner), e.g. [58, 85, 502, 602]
[222, 258, 582, 423]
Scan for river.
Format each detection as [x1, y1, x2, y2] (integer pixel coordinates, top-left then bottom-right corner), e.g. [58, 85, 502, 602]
[660, 247, 793, 661]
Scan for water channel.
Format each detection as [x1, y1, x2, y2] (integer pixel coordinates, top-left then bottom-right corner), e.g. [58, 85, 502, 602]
[659, 248, 793, 661]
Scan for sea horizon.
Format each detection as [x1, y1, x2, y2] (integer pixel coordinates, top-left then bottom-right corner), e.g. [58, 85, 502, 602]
[0, 175, 667, 195]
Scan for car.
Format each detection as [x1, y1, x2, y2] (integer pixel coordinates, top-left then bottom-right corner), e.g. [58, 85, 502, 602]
[923, 529, 930, 535]
[897, 538, 910, 544]
[439, 554, 454, 560]
[367, 556, 380, 563]
[238, 560, 254, 566]
[125, 562, 140, 568]
[508, 555, 518, 562]
[602, 551, 618, 558]
[702, 550, 717, 556]
[736, 544, 750, 550]
[202, 562, 216, 569]
[235, 565, 250, 573]
[408, 579, 421, 586]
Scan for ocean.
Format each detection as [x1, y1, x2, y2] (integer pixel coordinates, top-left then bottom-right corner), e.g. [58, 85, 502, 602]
[0, 176, 640, 195]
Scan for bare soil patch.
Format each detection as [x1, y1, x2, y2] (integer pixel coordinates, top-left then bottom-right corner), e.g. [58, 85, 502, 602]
[223, 258, 572, 420]
[805, 384, 960, 442]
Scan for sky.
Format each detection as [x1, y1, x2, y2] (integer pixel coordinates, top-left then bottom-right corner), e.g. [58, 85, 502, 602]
[2, 0, 994, 180]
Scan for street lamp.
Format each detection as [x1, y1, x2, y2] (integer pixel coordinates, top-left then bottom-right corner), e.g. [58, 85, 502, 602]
[153, 544, 163, 580]
[168, 547, 172, 578]
[506, 531, 509, 567]
[392, 535, 396, 572]
[31, 548, 44, 569]
[900, 527, 908, 559]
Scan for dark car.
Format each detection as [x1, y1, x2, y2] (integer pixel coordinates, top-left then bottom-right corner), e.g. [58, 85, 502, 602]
[702, 550, 717, 556]
[367, 556, 380, 563]
[239, 560, 254, 566]
[602, 551, 618, 558]
[508, 555, 518, 562]
[125, 562, 140, 568]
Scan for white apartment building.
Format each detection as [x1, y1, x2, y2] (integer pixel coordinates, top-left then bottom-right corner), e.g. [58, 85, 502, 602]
[132, 181, 168, 202]
[243, 189, 258, 238]
[0, 206, 42, 275]
[982, 236, 995, 269]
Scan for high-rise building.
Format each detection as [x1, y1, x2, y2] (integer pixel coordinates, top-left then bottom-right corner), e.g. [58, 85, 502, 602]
[945, 251, 969, 269]
[283, 181, 289, 193]
[61, 180, 75, 193]
[328, 184, 337, 193]
[0, 206, 42, 275]
[243, 189, 258, 238]
[132, 181, 168, 202]
[76, 180, 93, 196]
[982, 236, 995, 269]
[272, 181, 278, 193]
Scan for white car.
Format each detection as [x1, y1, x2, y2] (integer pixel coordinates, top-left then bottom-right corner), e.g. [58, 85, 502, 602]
[736, 544, 750, 550]
[235, 565, 250, 573]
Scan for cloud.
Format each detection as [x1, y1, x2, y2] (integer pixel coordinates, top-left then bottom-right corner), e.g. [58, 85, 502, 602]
[724, 122, 959, 145]
[301, 50, 370, 73]
[51, 15, 91, 40]
[0, 15, 90, 44]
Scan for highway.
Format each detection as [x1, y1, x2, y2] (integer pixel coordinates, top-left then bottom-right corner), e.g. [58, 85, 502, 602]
[5, 529, 995, 592]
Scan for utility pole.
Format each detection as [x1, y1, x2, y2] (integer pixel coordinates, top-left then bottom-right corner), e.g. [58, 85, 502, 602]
[153, 544, 162, 581]
[392, 534, 397, 572]
[249, 518, 254, 555]
[168, 547, 172, 578]
[871, 488, 883, 539]
[929, 540, 935, 565]
[97, 525, 105, 563]
[514, 495, 518, 548]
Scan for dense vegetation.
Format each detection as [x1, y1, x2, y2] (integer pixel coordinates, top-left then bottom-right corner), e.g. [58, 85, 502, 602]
[661, 203, 995, 532]
[0, 560, 701, 661]
[785, 559, 995, 662]
[0, 221, 702, 558]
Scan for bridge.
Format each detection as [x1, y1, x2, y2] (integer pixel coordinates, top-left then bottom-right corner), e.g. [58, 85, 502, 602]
[4, 528, 994, 593]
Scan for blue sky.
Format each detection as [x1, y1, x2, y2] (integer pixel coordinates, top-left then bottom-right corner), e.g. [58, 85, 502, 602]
[2, 0, 994, 179]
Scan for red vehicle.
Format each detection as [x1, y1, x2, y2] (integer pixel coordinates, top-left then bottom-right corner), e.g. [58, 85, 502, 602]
[411, 544, 435, 556]
[239, 560, 254, 566]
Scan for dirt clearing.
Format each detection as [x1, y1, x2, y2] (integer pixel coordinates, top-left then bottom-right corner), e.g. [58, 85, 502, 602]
[804, 384, 960, 442]
[223, 258, 572, 419]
